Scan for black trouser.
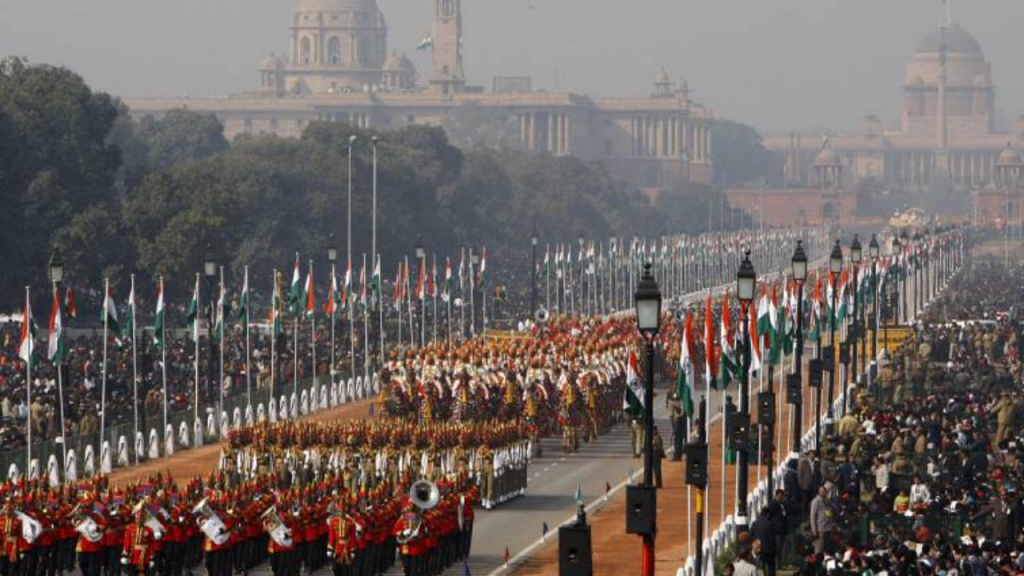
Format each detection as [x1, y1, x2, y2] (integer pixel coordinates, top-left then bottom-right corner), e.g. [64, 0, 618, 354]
[653, 459, 663, 488]
[79, 552, 102, 576]
[329, 562, 351, 576]
[0, 557, 18, 576]
[672, 417, 685, 460]
[102, 546, 121, 576]
[759, 552, 776, 576]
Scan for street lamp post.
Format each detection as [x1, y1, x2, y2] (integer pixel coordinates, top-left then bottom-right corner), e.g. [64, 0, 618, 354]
[416, 236, 426, 346]
[471, 250, 480, 336]
[203, 245, 218, 413]
[48, 247, 68, 472]
[633, 263, 662, 576]
[849, 235, 862, 409]
[827, 240, 843, 423]
[328, 235, 338, 387]
[790, 241, 808, 454]
[869, 235, 880, 384]
[736, 250, 757, 535]
[531, 230, 539, 316]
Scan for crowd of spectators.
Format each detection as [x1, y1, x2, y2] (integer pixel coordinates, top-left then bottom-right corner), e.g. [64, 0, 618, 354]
[730, 258, 1024, 575]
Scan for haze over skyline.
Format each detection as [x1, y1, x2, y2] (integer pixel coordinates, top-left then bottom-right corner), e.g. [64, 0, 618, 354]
[3, 0, 1024, 135]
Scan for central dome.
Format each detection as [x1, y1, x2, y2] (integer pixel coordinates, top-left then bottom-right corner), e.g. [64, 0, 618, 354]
[298, 0, 377, 12]
[915, 23, 983, 56]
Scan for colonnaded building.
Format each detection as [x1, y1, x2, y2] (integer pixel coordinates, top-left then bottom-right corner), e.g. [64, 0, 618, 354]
[124, 0, 714, 192]
[729, 17, 1024, 227]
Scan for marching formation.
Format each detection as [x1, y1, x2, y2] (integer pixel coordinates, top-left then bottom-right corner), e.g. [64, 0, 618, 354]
[0, 417, 528, 576]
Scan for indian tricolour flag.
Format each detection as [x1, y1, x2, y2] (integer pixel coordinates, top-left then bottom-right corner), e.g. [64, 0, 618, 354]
[304, 266, 315, 320]
[719, 292, 737, 387]
[19, 291, 35, 368]
[288, 254, 301, 315]
[624, 351, 644, 418]
[677, 307, 696, 416]
[704, 295, 718, 393]
[47, 285, 64, 364]
[748, 302, 762, 375]
[372, 255, 382, 308]
[154, 278, 166, 350]
[186, 276, 200, 342]
[101, 282, 120, 337]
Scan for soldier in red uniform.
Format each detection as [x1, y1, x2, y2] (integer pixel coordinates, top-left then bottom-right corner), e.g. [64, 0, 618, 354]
[121, 504, 156, 576]
[392, 503, 427, 576]
[325, 500, 359, 576]
[0, 499, 22, 576]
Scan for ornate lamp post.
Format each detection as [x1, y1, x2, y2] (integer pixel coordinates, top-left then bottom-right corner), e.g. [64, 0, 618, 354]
[827, 240, 843, 422]
[633, 263, 661, 576]
[849, 235, 862, 396]
[531, 230, 539, 315]
[327, 234, 338, 386]
[868, 235, 880, 384]
[790, 241, 808, 454]
[735, 250, 756, 534]
[203, 245, 218, 409]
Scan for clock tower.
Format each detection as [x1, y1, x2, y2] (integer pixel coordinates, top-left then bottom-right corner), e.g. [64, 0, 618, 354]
[429, 0, 466, 96]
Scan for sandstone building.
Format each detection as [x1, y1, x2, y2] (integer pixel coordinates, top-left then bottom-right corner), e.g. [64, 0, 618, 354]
[125, 0, 714, 191]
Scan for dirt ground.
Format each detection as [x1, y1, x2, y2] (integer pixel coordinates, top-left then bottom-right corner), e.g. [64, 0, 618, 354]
[106, 398, 376, 487]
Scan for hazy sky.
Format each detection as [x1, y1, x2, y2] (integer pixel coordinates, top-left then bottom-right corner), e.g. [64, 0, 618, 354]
[2, 0, 1023, 135]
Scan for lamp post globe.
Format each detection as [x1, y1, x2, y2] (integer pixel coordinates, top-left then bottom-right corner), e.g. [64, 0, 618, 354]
[850, 234, 862, 265]
[791, 241, 808, 284]
[327, 233, 338, 265]
[204, 244, 217, 279]
[634, 263, 662, 336]
[869, 234, 880, 261]
[829, 240, 844, 274]
[49, 247, 65, 285]
[415, 236, 426, 261]
[737, 250, 756, 304]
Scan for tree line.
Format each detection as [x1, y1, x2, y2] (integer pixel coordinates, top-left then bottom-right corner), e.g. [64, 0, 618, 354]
[0, 57, 755, 310]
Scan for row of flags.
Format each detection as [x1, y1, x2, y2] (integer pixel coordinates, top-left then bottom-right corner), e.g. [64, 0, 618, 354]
[623, 249, 919, 420]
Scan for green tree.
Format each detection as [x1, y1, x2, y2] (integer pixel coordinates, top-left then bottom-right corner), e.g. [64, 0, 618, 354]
[712, 119, 779, 188]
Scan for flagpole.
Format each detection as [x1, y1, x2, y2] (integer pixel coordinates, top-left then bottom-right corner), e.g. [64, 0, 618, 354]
[378, 255, 385, 369]
[406, 257, 414, 346]
[131, 274, 139, 463]
[24, 287, 32, 476]
[446, 260, 452, 345]
[270, 271, 278, 405]
[310, 260, 317, 406]
[396, 264, 403, 349]
[468, 250, 475, 337]
[432, 255, 438, 344]
[363, 254, 370, 382]
[330, 261, 337, 392]
[160, 277, 168, 439]
[51, 283, 67, 479]
[219, 266, 225, 436]
[100, 277, 109, 464]
[420, 258, 426, 348]
[193, 274, 200, 439]
[245, 266, 252, 415]
[545, 244, 551, 314]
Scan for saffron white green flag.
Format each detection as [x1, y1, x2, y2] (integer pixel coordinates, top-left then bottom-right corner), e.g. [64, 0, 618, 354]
[677, 307, 696, 416]
[19, 292, 35, 367]
[154, 279, 166, 350]
[624, 351, 644, 418]
[47, 285, 64, 364]
[186, 276, 200, 342]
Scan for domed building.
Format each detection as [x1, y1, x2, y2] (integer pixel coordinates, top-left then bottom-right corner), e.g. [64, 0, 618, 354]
[124, 0, 716, 190]
[762, 17, 1024, 199]
[280, 0, 390, 94]
[902, 23, 994, 137]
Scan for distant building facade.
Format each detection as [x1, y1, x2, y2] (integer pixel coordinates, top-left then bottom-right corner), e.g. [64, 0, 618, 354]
[764, 21, 1021, 193]
[125, 0, 713, 191]
[728, 18, 1024, 226]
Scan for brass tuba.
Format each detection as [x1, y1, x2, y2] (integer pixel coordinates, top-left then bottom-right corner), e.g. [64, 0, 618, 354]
[535, 307, 550, 324]
[397, 480, 440, 545]
[261, 505, 293, 547]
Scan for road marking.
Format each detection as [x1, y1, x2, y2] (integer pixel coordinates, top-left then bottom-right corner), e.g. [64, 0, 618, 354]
[486, 466, 645, 576]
